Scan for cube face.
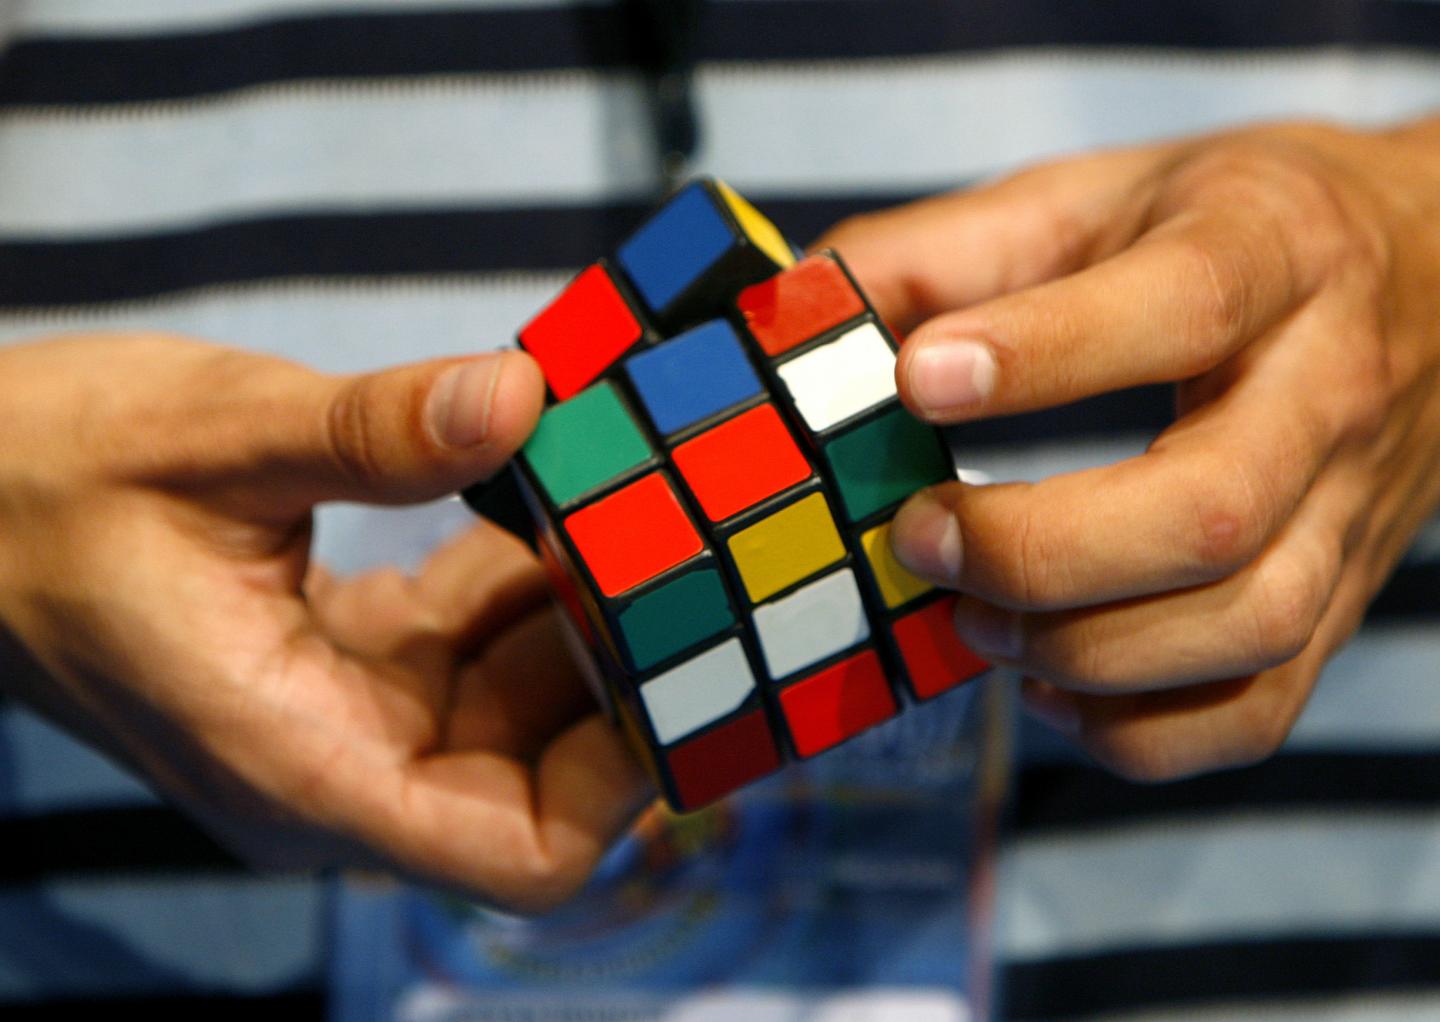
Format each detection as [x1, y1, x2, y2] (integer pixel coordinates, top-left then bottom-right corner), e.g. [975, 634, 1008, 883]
[893, 596, 990, 701]
[860, 520, 935, 610]
[776, 321, 898, 432]
[475, 179, 990, 812]
[824, 407, 954, 523]
[753, 568, 870, 681]
[664, 708, 782, 810]
[617, 566, 734, 671]
[778, 648, 897, 758]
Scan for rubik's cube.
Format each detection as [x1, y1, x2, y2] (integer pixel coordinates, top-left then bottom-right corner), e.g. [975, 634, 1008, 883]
[490, 179, 988, 812]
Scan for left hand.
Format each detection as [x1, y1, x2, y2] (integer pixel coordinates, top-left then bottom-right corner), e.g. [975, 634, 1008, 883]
[819, 119, 1440, 780]
[0, 335, 651, 911]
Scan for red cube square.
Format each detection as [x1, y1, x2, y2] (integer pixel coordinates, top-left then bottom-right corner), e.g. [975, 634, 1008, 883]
[666, 709, 782, 810]
[778, 648, 896, 757]
[672, 403, 812, 521]
[893, 596, 989, 699]
[564, 473, 702, 597]
[520, 264, 644, 400]
[737, 253, 867, 357]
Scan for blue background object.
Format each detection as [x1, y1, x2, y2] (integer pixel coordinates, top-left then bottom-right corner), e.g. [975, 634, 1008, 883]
[625, 319, 763, 435]
[617, 182, 734, 313]
[331, 685, 984, 1022]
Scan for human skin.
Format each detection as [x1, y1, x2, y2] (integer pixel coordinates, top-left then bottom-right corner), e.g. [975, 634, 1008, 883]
[822, 118, 1440, 781]
[0, 338, 651, 912]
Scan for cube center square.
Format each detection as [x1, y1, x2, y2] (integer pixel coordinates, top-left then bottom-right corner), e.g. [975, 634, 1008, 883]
[673, 403, 811, 522]
[522, 381, 652, 507]
[519, 263, 645, 400]
[625, 319, 762, 436]
[726, 491, 846, 605]
[754, 568, 870, 681]
[564, 472, 703, 598]
[738, 252, 868, 357]
[617, 566, 734, 672]
[481, 177, 990, 812]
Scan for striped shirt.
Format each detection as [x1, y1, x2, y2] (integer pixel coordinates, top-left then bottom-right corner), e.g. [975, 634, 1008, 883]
[1, 2, 1438, 1019]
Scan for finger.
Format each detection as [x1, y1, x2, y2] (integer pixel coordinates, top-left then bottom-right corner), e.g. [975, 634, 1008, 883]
[306, 566, 441, 662]
[891, 288, 1365, 610]
[443, 606, 601, 760]
[1020, 531, 1379, 781]
[226, 348, 544, 518]
[359, 715, 651, 913]
[954, 460, 1357, 694]
[413, 520, 549, 651]
[815, 148, 1160, 334]
[895, 204, 1314, 423]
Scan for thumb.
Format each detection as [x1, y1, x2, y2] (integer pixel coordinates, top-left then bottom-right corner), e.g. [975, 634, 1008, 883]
[261, 348, 545, 509]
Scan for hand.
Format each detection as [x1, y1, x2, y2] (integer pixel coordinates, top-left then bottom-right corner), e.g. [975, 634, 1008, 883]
[821, 119, 1440, 780]
[0, 334, 651, 911]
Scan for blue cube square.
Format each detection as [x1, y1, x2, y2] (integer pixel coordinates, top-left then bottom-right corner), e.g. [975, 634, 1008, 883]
[625, 320, 763, 435]
[617, 183, 734, 315]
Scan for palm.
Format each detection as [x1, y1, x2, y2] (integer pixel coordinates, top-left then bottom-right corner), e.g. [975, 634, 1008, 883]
[183, 520, 649, 911]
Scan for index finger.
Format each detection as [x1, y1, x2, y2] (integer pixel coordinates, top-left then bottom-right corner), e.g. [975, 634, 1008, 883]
[895, 201, 1318, 424]
[816, 148, 1158, 334]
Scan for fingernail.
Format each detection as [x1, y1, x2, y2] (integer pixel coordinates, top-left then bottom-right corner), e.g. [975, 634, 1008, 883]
[906, 338, 997, 416]
[952, 601, 1022, 660]
[1021, 679, 1082, 737]
[427, 357, 503, 449]
[891, 490, 963, 584]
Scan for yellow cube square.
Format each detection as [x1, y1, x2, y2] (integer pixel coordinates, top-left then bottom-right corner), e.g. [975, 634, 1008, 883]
[728, 492, 845, 603]
[861, 521, 933, 609]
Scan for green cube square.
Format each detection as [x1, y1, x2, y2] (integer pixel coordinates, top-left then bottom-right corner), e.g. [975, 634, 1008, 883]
[824, 406, 953, 522]
[523, 381, 652, 506]
[618, 568, 733, 671]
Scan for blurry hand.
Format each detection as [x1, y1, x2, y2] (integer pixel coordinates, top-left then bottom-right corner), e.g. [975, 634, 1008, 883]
[0, 334, 651, 911]
[822, 119, 1440, 780]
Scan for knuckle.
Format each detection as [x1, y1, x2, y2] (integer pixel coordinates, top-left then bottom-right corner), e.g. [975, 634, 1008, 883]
[1229, 703, 1296, 767]
[1226, 673, 1312, 767]
[1086, 729, 1192, 784]
[1165, 136, 1381, 281]
[1244, 551, 1333, 668]
[1329, 319, 1392, 444]
[1169, 142, 1337, 232]
[1169, 233, 1254, 363]
[1185, 470, 1273, 576]
[325, 376, 387, 487]
[499, 856, 589, 916]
